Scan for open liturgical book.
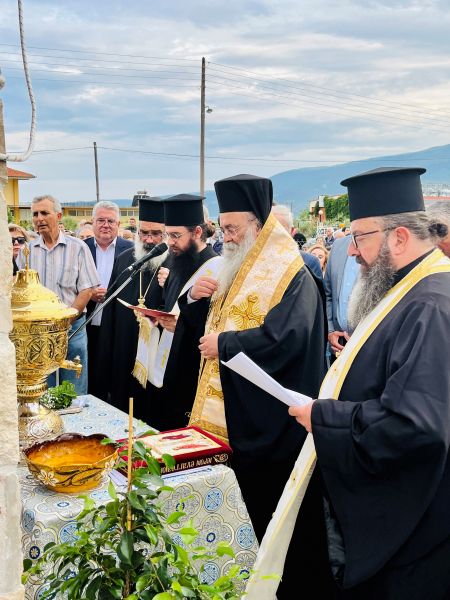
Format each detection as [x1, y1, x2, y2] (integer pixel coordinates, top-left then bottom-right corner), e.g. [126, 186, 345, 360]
[117, 298, 176, 319]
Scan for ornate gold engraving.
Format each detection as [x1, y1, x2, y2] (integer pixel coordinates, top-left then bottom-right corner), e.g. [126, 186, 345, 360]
[10, 267, 81, 448]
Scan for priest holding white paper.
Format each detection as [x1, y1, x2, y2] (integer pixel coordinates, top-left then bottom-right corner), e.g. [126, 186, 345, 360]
[177, 174, 329, 598]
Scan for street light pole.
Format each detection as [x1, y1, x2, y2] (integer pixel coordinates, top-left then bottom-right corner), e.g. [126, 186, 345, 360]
[200, 57, 206, 197]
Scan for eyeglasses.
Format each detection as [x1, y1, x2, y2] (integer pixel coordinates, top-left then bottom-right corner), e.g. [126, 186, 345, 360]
[219, 218, 256, 238]
[11, 237, 26, 245]
[166, 231, 189, 240]
[351, 227, 395, 248]
[95, 218, 117, 226]
[139, 229, 164, 238]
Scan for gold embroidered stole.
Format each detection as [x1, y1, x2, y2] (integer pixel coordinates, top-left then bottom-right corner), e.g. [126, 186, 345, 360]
[189, 213, 304, 442]
[244, 249, 450, 599]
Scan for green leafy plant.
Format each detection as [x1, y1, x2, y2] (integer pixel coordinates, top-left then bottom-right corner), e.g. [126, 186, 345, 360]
[40, 380, 78, 410]
[23, 440, 243, 599]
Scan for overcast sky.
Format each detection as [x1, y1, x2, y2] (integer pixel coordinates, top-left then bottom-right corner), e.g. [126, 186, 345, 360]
[1, 0, 450, 202]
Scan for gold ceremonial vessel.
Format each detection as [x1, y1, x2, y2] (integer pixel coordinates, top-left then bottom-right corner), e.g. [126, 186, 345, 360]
[24, 433, 118, 493]
[10, 256, 82, 448]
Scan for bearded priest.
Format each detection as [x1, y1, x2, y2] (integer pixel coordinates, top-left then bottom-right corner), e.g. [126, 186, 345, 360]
[136, 194, 222, 431]
[285, 167, 450, 600]
[177, 174, 327, 573]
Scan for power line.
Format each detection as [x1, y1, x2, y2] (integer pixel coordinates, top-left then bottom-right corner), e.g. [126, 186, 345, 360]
[4, 52, 449, 125]
[4, 60, 450, 132]
[0, 42, 200, 62]
[5, 64, 449, 132]
[29, 144, 450, 164]
[4, 45, 449, 122]
[5, 75, 199, 88]
[0, 57, 199, 78]
[206, 69, 450, 127]
[208, 60, 450, 119]
[3, 65, 200, 83]
[0, 50, 200, 70]
[206, 79, 450, 134]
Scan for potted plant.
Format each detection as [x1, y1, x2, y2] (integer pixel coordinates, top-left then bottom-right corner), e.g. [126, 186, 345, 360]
[23, 439, 244, 599]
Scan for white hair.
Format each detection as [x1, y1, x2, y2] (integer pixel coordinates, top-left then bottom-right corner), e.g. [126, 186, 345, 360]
[427, 201, 450, 227]
[32, 194, 62, 213]
[272, 204, 293, 230]
[92, 201, 120, 219]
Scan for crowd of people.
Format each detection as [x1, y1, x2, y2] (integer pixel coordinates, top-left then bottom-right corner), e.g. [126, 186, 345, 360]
[9, 168, 450, 599]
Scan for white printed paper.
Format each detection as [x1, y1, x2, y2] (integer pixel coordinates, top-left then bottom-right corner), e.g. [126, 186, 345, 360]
[222, 352, 312, 408]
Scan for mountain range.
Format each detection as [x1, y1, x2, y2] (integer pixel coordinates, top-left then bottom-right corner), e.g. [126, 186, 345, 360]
[91, 143, 450, 218]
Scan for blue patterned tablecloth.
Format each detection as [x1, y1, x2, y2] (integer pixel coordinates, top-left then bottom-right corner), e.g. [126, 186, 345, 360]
[20, 395, 258, 599]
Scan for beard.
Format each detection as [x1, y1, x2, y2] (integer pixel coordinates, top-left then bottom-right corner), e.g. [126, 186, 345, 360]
[347, 238, 396, 331]
[133, 236, 163, 271]
[217, 228, 256, 297]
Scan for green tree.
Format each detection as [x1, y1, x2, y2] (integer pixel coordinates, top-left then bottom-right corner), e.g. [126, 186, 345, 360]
[62, 216, 79, 233]
[324, 194, 349, 224]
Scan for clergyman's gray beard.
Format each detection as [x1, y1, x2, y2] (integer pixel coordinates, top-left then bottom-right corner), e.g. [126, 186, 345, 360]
[134, 237, 166, 271]
[347, 240, 396, 331]
[217, 228, 256, 297]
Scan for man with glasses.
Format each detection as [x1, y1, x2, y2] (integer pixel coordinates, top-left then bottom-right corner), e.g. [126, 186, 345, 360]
[135, 194, 222, 431]
[16, 195, 99, 394]
[175, 174, 326, 598]
[84, 201, 133, 397]
[286, 167, 450, 599]
[96, 198, 167, 412]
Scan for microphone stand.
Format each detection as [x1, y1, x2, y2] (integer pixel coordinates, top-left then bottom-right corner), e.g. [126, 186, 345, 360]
[69, 267, 142, 340]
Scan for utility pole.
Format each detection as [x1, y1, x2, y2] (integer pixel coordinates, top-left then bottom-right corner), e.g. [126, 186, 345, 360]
[93, 141, 100, 202]
[200, 57, 205, 197]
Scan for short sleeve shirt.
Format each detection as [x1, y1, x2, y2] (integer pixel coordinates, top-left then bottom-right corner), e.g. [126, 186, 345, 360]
[17, 232, 99, 309]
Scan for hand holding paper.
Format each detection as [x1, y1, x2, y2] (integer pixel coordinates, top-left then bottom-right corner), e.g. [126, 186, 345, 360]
[221, 352, 312, 408]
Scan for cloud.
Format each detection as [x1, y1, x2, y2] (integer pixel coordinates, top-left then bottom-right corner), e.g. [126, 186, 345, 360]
[2, 0, 450, 202]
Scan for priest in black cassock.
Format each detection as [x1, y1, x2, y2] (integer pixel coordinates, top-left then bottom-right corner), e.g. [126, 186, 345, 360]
[137, 194, 222, 431]
[175, 174, 327, 595]
[96, 197, 166, 415]
[288, 167, 450, 599]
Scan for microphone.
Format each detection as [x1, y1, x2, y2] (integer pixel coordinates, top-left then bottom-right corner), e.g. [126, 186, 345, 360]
[125, 242, 168, 272]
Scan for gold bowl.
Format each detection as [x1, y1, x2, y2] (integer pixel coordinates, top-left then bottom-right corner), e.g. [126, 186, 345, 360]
[23, 433, 118, 493]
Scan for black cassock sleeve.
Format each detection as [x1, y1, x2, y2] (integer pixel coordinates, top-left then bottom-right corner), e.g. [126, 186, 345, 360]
[218, 267, 326, 467]
[312, 300, 450, 587]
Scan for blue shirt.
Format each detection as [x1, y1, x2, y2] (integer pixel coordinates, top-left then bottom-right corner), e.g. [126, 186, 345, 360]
[337, 256, 359, 331]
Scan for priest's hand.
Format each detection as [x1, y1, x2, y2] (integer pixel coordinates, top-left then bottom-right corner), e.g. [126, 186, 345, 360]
[158, 314, 178, 332]
[158, 267, 170, 288]
[190, 277, 218, 300]
[199, 333, 219, 359]
[288, 401, 315, 433]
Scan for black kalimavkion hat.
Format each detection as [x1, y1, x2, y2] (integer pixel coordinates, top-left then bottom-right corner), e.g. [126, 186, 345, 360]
[214, 174, 273, 224]
[341, 166, 426, 221]
[139, 197, 164, 223]
[163, 194, 205, 226]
